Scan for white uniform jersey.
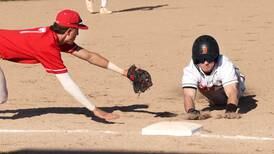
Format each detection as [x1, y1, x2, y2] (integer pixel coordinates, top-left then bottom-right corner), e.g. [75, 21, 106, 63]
[182, 55, 245, 95]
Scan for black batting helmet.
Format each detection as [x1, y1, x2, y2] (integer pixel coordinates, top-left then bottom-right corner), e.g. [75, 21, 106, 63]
[192, 35, 220, 64]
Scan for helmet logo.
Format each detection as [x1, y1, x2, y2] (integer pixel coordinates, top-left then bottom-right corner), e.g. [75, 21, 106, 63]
[201, 45, 208, 54]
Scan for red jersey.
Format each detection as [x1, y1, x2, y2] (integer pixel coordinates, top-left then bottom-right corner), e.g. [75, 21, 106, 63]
[0, 27, 78, 74]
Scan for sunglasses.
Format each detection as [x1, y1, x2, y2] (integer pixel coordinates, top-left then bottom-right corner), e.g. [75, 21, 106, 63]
[194, 54, 217, 64]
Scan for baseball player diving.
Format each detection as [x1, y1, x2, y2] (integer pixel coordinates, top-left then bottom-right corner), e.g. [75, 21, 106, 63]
[0, 9, 152, 121]
[181, 35, 246, 119]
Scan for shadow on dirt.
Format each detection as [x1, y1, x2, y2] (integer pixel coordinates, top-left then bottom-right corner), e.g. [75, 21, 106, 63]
[0, 104, 177, 124]
[113, 4, 168, 13]
[102, 104, 177, 118]
[90, 4, 168, 14]
[238, 94, 258, 114]
[201, 95, 257, 113]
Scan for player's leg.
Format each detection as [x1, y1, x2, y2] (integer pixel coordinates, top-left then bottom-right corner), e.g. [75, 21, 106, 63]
[85, 0, 94, 13]
[101, 0, 107, 8]
[235, 68, 246, 97]
[100, 0, 112, 14]
[0, 66, 8, 103]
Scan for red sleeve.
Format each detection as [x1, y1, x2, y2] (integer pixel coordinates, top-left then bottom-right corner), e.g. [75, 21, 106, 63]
[36, 48, 68, 74]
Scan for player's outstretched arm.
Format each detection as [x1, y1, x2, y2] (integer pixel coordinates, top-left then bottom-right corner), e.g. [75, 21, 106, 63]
[71, 47, 127, 76]
[222, 83, 241, 119]
[183, 88, 197, 113]
[71, 47, 153, 94]
[55, 72, 119, 121]
[182, 88, 211, 120]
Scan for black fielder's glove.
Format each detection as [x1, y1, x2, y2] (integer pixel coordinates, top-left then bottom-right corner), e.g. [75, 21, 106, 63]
[127, 65, 153, 94]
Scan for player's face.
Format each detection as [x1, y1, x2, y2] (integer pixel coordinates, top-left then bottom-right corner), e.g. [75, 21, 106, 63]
[198, 60, 215, 74]
[64, 28, 79, 44]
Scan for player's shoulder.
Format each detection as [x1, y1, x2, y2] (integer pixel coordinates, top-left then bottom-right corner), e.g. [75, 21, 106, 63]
[184, 60, 196, 71]
[183, 60, 200, 76]
[216, 55, 235, 72]
[217, 55, 234, 66]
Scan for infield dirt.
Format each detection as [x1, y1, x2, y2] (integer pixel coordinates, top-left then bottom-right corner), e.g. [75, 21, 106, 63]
[0, 0, 274, 153]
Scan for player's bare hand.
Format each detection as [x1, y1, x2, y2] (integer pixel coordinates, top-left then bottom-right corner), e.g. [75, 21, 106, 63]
[215, 103, 241, 119]
[184, 109, 211, 120]
[93, 107, 120, 121]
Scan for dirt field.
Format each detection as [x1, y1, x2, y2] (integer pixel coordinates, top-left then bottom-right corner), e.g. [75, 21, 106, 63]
[1, 0, 274, 153]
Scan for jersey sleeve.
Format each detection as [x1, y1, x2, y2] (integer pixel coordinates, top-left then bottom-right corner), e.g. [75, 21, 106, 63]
[36, 48, 68, 74]
[37, 42, 79, 74]
[181, 62, 199, 89]
[220, 58, 238, 87]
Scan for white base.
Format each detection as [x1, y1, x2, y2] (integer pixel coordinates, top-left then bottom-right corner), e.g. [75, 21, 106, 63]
[141, 121, 202, 136]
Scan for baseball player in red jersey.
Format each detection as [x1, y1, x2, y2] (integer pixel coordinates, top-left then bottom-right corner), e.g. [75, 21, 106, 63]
[0, 9, 130, 121]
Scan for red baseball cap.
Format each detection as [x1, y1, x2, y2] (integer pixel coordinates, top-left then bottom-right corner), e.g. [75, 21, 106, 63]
[55, 9, 88, 30]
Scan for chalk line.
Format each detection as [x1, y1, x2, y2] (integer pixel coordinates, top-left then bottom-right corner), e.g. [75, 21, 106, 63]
[0, 129, 273, 141]
[0, 129, 119, 134]
[195, 133, 274, 141]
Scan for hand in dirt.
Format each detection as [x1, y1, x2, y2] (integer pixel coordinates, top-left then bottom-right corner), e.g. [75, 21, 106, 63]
[93, 107, 120, 121]
[216, 112, 241, 119]
[224, 112, 241, 119]
[185, 110, 211, 120]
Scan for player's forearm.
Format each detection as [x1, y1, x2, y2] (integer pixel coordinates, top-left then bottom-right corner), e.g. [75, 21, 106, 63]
[227, 93, 239, 106]
[55, 73, 95, 111]
[183, 88, 196, 112]
[86, 52, 109, 68]
[107, 62, 126, 76]
[86, 53, 126, 76]
[184, 96, 195, 112]
[73, 48, 126, 76]
[224, 84, 239, 106]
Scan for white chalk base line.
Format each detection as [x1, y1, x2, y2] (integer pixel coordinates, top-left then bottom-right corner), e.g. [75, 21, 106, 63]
[0, 129, 273, 141]
[0, 129, 119, 134]
[195, 133, 274, 141]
